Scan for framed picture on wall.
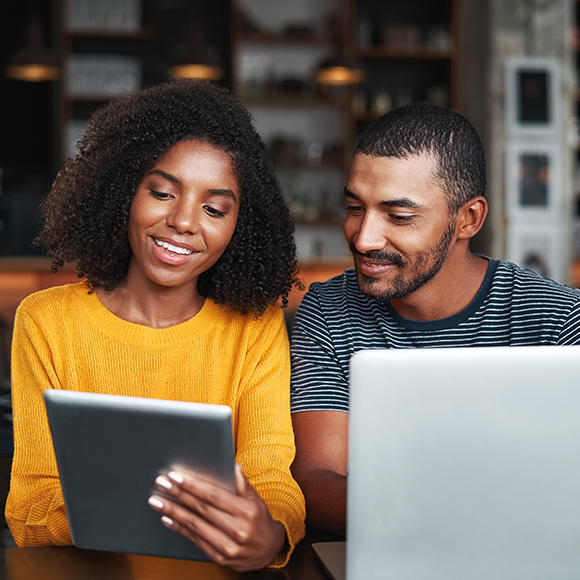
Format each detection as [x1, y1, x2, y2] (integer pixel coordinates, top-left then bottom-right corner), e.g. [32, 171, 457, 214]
[504, 57, 561, 137]
[506, 224, 563, 283]
[505, 142, 561, 217]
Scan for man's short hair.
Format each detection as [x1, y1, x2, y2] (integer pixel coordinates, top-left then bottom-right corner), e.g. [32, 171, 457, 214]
[355, 103, 487, 214]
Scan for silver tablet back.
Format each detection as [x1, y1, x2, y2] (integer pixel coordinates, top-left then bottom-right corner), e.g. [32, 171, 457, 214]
[44, 390, 235, 561]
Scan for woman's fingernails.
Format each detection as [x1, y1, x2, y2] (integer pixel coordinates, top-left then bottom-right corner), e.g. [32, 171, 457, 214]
[168, 471, 184, 484]
[155, 475, 172, 490]
[148, 496, 164, 510]
[161, 516, 174, 527]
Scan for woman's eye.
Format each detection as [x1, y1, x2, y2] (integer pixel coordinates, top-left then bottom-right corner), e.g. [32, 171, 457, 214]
[149, 190, 172, 200]
[204, 205, 226, 218]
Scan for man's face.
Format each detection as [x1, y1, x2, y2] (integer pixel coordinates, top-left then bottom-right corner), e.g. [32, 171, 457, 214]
[344, 152, 457, 302]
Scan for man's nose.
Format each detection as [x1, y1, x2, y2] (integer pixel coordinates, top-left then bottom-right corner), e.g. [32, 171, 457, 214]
[353, 212, 388, 254]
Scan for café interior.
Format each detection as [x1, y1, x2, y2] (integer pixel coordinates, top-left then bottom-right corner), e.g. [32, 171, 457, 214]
[0, 0, 577, 556]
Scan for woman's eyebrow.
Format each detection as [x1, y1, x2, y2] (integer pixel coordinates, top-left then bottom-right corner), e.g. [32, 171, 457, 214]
[148, 170, 237, 202]
[149, 169, 180, 184]
[208, 189, 238, 202]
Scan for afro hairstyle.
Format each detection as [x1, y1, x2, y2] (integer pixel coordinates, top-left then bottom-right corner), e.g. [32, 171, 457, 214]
[37, 79, 301, 314]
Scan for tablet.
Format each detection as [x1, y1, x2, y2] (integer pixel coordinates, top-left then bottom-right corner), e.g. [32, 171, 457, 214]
[44, 389, 236, 561]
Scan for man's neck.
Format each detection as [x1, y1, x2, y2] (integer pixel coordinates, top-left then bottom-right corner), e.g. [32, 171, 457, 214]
[388, 252, 489, 322]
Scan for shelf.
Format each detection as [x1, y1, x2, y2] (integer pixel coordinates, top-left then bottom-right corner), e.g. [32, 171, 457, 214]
[356, 46, 454, 60]
[241, 95, 346, 107]
[63, 95, 126, 103]
[232, 0, 459, 267]
[0, 256, 74, 272]
[63, 27, 156, 40]
[355, 112, 381, 123]
[239, 32, 334, 46]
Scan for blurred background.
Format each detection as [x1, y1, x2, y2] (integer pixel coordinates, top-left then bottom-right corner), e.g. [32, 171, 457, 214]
[1, 0, 579, 327]
[0, 0, 578, 319]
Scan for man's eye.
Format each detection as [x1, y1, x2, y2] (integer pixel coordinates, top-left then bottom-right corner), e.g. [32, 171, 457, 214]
[390, 214, 414, 223]
[345, 205, 363, 213]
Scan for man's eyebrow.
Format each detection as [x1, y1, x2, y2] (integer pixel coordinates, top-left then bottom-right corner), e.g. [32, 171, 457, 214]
[380, 198, 421, 209]
[344, 187, 360, 200]
[344, 187, 421, 209]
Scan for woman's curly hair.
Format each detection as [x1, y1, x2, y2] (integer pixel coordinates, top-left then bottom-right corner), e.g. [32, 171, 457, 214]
[37, 79, 301, 314]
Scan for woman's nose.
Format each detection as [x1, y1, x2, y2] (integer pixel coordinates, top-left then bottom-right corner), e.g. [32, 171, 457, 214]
[166, 198, 198, 234]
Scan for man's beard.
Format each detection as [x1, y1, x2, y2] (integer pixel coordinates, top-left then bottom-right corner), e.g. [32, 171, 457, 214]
[350, 219, 456, 302]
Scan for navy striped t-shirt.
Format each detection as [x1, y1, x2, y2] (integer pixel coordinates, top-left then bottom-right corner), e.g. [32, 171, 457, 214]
[290, 258, 580, 413]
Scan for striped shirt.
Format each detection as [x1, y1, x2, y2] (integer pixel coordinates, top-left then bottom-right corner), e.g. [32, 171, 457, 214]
[290, 258, 580, 413]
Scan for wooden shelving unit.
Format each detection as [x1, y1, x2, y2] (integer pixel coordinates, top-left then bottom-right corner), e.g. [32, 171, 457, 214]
[231, 0, 459, 268]
[58, 2, 157, 159]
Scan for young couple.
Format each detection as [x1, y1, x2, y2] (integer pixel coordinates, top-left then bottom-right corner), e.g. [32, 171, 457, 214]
[10, 79, 580, 571]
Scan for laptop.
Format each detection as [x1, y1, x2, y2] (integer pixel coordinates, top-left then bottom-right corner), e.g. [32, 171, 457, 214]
[44, 390, 236, 561]
[314, 345, 580, 580]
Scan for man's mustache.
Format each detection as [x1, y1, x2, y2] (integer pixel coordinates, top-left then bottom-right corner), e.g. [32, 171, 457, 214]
[348, 242, 406, 267]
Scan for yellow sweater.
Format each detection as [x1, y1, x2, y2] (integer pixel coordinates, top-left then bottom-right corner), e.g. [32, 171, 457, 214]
[6, 282, 305, 566]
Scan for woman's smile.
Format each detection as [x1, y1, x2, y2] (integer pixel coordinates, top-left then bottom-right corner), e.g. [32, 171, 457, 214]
[152, 236, 197, 265]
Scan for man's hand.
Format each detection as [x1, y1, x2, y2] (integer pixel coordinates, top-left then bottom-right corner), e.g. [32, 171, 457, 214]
[148, 463, 286, 571]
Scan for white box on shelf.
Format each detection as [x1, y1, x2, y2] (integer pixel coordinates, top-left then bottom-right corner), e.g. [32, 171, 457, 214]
[505, 141, 563, 218]
[66, 0, 141, 32]
[66, 54, 142, 98]
[506, 223, 564, 283]
[504, 57, 561, 138]
[294, 224, 349, 260]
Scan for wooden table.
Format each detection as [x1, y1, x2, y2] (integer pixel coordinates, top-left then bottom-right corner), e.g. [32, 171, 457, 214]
[0, 530, 343, 580]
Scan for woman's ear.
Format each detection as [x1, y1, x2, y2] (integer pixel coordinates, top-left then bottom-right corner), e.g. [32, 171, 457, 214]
[456, 196, 488, 240]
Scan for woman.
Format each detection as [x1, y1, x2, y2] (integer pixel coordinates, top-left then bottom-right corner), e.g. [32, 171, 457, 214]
[5, 79, 305, 571]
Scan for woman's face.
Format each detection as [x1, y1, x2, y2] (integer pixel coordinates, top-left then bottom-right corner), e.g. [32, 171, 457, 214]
[126, 139, 240, 293]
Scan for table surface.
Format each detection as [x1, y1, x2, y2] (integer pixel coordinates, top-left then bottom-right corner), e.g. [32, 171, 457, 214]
[0, 529, 343, 580]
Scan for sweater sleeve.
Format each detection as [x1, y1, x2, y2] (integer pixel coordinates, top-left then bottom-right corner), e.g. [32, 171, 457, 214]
[5, 302, 72, 546]
[234, 307, 306, 567]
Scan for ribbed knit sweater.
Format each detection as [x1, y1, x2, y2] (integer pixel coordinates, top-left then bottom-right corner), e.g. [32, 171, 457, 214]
[6, 281, 305, 567]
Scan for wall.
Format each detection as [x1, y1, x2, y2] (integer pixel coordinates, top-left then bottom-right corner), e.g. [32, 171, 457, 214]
[460, 0, 574, 282]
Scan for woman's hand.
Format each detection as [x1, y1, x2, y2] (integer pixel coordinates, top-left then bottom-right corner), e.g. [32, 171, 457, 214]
[147, 463, 287, 571]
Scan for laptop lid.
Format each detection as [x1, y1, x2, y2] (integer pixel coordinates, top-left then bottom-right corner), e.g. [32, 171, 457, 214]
[312, 541, 346, 580]
[44, 390, 236, 561]
[347, 346, 580, 580]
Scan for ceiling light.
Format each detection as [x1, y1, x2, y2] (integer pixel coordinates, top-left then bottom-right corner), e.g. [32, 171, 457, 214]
[315, 54, 365, 86]
[6, 12, 60, 82]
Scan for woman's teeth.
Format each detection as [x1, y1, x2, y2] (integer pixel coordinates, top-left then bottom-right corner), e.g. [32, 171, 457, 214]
[154, 239, 193, 255]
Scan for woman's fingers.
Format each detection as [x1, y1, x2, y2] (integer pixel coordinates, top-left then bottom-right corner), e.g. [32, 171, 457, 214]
[148, 493, 248, 567]
[147, 466, 287, 571]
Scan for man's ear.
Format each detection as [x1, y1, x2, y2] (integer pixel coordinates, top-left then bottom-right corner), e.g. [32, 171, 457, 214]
[456, 196, 487, 240]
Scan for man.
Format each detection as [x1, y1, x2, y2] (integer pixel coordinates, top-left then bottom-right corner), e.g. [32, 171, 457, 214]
[290, 103, 580, 535]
